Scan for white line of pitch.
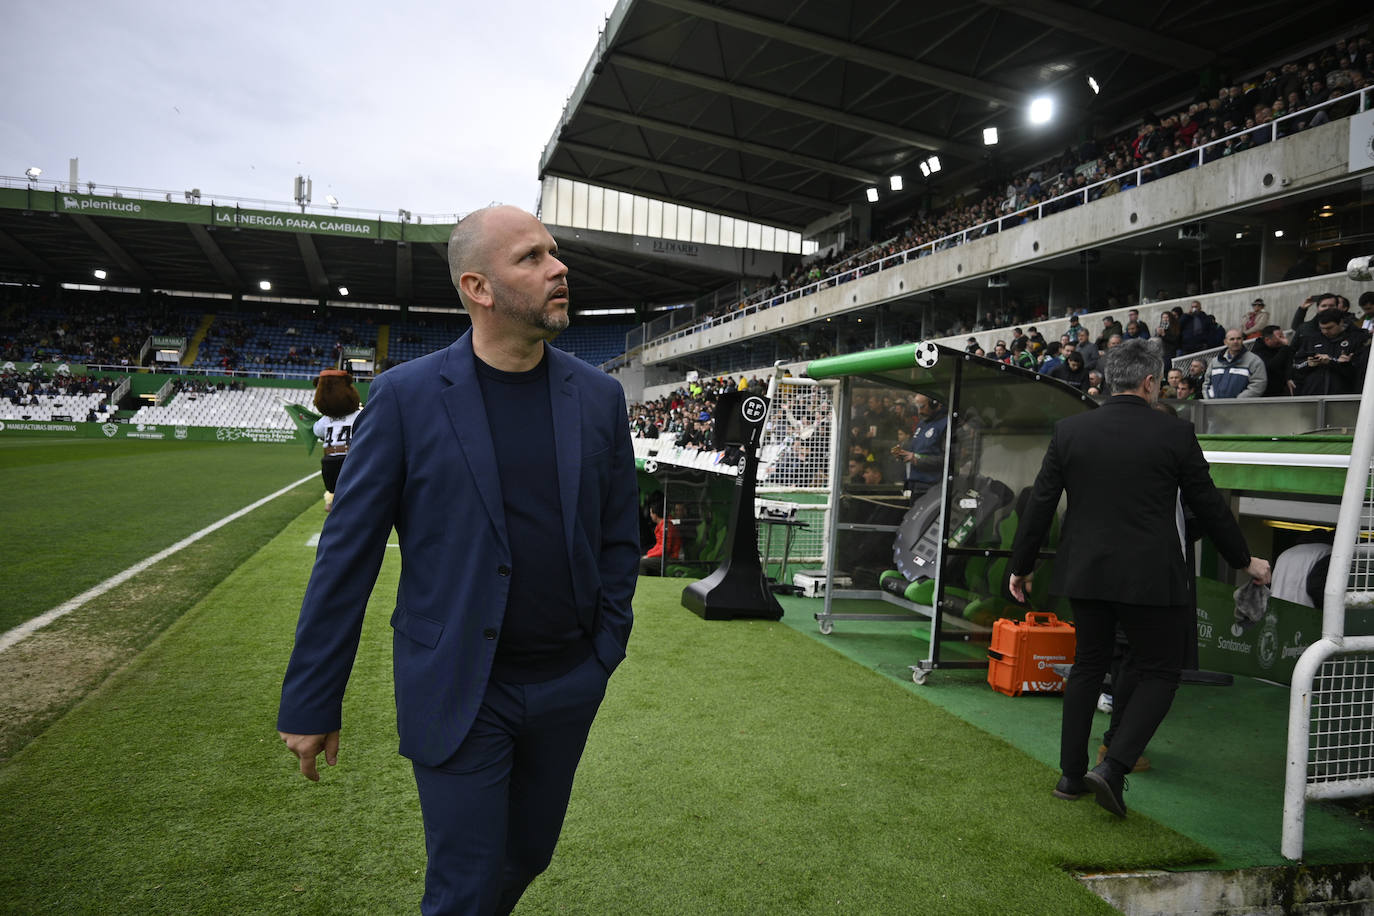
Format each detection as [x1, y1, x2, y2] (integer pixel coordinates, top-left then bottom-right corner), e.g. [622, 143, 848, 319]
[304, 532, 397, 547]
[0, 471, 320, 655]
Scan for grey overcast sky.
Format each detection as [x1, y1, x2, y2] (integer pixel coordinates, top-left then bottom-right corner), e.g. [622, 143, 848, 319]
[1, 0, 615, 218]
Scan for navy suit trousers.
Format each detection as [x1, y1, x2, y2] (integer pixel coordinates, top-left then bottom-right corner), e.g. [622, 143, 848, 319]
[412, 654, 610, 916]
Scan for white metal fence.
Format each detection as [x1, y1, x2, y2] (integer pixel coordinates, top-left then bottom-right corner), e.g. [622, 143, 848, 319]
[756, 377, 839, 573]
[1282, 356, 1374, 860]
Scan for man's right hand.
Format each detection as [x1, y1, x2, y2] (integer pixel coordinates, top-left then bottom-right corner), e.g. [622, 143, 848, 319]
[1245, 557, 1272, 586]
[279, 730, 340, 781]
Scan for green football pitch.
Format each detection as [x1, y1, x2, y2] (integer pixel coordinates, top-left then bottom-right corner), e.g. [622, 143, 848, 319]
[0, 438, 1213, 914]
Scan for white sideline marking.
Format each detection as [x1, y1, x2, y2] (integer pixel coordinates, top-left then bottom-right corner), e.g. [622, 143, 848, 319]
[0, 472, 320, 655]
[304, 532, 398, 548]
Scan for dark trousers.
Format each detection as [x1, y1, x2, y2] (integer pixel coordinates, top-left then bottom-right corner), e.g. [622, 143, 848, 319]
[411, 654, 609, 916]
[1061, 599, 1189, 778]
[320, 455, 346, 493]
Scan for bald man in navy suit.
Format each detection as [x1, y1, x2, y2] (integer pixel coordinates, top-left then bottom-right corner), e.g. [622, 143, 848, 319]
[278, 206, 640, 914]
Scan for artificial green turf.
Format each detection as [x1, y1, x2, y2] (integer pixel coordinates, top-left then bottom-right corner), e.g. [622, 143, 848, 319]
[0, 509, 1213, 915]
[0, 438, 319, 631]
[777, 595, 1374, 869]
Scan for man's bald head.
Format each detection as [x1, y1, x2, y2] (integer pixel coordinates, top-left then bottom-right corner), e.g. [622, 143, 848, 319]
[448, 206, 503, 304]
[447, 205, 545, 305]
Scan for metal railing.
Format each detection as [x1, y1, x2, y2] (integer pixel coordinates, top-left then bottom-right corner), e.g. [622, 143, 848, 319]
[71, 362, 323, 382]
[641, 86, 1373, 352]
[1282, 353, 1374, 860]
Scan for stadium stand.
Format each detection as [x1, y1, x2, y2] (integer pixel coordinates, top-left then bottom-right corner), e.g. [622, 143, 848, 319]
[0, 290, 202, 365]
[186, 312, 376, 375]
[638, 31, 1374, 365]
[385, 316, 472, 364]
[0, 388, 110, 422]
[128, 384, 315, 430]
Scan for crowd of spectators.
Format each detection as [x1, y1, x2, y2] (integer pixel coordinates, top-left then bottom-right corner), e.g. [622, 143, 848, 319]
[628, 289, 1373, 474]
[671, 31, 1373, 339]
[628, 373, 768, 446]
[0, 290, 197, 366]
[964, 290, 1374, 398]
[171, 378, 246, 395]
[199, 314, 366, 372]
[2, 367, 118, 410]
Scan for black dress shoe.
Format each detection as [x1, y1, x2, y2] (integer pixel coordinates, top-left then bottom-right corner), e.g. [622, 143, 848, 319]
[1053, 775, 1087, 800]
[1085, 762, 1127, 817]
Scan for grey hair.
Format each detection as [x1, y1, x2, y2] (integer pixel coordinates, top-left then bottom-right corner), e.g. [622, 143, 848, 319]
[1104, 337, 1163, 394]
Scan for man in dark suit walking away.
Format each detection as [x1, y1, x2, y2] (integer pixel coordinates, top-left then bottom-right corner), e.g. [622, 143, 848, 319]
[277, 205, 640, 914]
[1008, 338, 1270, 817]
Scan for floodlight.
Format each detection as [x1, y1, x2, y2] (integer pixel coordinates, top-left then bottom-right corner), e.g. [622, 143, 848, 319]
[1087, 75, 1100, 95]
[926, 155, 941, 174]
[889, 175, 903, 191]
[983, 127, 999, 145]
[1029, 96, 1054, 125]
[865, 187, 879, 203]
[919, 161, 931, 177]
[93, 269, 107, 280]
[25, 167, 42, 181]
[1274, 230, 1284, 238]
[259, 280, 272, 291]
[1235, 232, 1243, 239]
[337, 286, 349, 296]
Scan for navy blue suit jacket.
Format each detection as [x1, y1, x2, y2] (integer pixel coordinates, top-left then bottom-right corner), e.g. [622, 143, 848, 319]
[277, 331, 639, 767]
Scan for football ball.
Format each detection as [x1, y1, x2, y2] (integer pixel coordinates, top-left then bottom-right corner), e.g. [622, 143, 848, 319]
[914, 341, 940, 369]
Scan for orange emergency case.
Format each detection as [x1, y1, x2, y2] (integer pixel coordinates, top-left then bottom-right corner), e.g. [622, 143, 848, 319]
[987, 611, 1076, 696]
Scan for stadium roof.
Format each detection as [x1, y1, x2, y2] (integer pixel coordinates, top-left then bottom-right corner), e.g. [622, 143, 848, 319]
[539, 0, 1366, 230]
[0, 186, 739, 315]
[3, 2, 1364, 317]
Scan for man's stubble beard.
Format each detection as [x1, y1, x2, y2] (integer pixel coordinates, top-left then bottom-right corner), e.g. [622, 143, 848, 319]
[492, 281, 570, 336]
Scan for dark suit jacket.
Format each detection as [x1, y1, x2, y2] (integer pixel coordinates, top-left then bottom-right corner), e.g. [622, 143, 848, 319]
[1010, 395, 1249, 606]
[278, 331, 640, 767]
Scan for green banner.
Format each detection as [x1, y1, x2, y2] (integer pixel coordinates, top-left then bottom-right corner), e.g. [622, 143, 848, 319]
[150, 336, 186, 348]
[0, 418, 305, 444]
[0, 189, 454, 243]
[1196, 577, 1374, 684]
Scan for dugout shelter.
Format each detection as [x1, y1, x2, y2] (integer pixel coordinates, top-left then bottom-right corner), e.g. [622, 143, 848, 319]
[804, 341, 1095, 683]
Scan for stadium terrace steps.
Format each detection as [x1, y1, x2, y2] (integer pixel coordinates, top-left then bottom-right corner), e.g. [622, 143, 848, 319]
[181, 313, 215, 367]
[375, 325, 389, 363]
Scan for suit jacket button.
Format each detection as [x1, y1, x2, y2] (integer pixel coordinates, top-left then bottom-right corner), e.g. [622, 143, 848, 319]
[483, 628, 498, 640]
[497, 565, 511, 576]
